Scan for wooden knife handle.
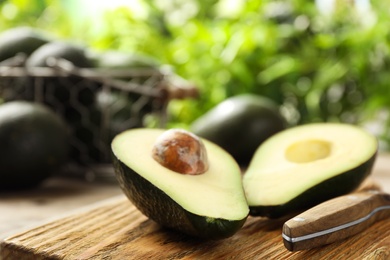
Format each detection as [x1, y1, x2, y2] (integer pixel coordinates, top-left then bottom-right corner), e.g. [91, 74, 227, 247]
[282, 190, 390, 251]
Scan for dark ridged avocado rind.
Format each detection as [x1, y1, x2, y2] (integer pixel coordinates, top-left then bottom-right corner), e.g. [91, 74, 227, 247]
[112, 154, 247, 239]
[248, 153, 377, 218]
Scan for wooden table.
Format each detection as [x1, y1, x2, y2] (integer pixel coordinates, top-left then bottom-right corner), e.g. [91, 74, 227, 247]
[0, 154, 389, 258]
[0, 174, 123, 240]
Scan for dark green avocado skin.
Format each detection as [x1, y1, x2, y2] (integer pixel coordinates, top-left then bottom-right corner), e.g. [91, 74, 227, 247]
[0, 27, 50, 62]
[0, 101, 69, 190]
[249, 153, 377, 218]
[26, 41, 93, 68]
[191, 94, 287, 166]
[112, 154, 247, 239]
[25, 41, 96, 106]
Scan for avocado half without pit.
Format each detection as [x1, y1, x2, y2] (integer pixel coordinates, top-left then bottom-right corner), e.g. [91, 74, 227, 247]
[111, 128, 249, 239]
[243, 123, 378, 219]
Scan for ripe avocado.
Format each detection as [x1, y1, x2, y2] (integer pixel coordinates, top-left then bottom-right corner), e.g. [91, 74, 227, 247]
[0, 27, 50, 63]
[191, 94, 287, 166]
[0, 101, 69, 190]
[92, 50, 161, 113]
[111, 128, 249, 239]
[25, 41, 97, 106]
[93, 50, 160, 70]
[26, 41, 93, 68]
[243, 123, 377, 218]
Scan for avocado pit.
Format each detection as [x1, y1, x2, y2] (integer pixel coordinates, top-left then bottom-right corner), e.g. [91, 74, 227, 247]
[152, 129, 209, 175]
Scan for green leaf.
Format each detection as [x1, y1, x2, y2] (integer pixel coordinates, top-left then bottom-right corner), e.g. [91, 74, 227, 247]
[257, 56, 298, 84]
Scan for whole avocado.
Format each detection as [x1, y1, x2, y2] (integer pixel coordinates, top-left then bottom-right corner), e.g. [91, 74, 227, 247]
[26, 41, 93, 68]
[191, 94, 287, 166]
[0, 27, 50, 63]
[0, 101, 69, 190]
[93, 50, 160, 70]
[25, 41, 96, 106]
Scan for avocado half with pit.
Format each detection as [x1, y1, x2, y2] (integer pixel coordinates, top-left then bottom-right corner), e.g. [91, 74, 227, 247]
[111, 128, 249, 239]
[243, 123, 377, 219]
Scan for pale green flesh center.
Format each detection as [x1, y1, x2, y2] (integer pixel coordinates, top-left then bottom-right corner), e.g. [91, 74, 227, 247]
[285, 139, 332, 163]
[243, 123, 377, 206]
[112, 129, 249, 220]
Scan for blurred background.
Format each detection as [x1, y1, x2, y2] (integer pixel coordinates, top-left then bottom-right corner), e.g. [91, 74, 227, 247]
[1, 0, 390, 166]
[7, 1, 388, 135]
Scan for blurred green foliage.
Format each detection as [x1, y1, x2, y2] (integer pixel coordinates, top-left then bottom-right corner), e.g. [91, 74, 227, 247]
[1, 0, 390, 147]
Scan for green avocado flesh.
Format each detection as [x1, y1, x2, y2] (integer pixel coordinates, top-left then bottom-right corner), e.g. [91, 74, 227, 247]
[111, 128, 249, 239]
[243, 123, 377, 218]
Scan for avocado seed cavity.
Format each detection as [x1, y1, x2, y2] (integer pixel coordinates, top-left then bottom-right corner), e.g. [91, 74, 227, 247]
[285, 139, 332, 163]
[152, 129, 209, 175]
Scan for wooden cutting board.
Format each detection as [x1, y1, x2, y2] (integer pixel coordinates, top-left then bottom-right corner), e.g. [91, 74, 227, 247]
[1, 180, 389, 259]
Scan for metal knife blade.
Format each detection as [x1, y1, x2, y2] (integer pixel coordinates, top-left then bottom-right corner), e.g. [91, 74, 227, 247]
[282, 190, 390, 251]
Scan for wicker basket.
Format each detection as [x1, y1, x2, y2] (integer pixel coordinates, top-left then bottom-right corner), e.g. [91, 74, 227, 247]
[0, 56, 198, 181]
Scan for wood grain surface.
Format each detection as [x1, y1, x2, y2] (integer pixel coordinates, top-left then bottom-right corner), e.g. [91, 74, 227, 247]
[1, 178, 389, 260]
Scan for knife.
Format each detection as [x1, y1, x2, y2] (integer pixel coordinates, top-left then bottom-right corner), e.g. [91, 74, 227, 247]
[282, 190, 390, 251]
